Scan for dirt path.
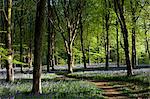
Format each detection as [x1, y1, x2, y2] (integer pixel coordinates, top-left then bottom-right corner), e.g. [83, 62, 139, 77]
[56, 76, 129, 98]
[91, 81, 128, 99]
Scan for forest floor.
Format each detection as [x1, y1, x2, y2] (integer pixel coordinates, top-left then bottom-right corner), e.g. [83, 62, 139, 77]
[55, 76, 130, 99]
[0, 64, 150, 98]
[91, 81, 129, 99]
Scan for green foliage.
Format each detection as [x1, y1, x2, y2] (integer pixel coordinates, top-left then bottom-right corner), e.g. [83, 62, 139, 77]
[0, 47, 27, 65]
[139, 53, 150, 64]
[1, 0, 150, 66]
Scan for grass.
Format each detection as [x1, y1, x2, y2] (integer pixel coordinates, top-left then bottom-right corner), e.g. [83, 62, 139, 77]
[108, 81, 150, 98]
[0, 68, 149, 98]
[67, 72, 150, 86]
[0, 76, 104, 99]
[67, 72, 150, 98]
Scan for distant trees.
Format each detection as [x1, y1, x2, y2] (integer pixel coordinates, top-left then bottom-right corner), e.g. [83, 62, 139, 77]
[0, 0, 149, 84]
[51, 0, 85, 73]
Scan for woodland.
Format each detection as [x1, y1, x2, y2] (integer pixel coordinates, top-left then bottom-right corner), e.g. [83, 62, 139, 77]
[0, 0, 150, 98]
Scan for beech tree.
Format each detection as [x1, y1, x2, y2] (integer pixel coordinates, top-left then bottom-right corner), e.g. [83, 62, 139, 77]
[79, 0, 86, 69]
[51, 0, 83, 73]
[114, 0, 133, 76]
[32, 0, 46, 94]
[104, 0, 111, 70]
[47, 0, 55, 72]
[5, 0, 14, 82]
[19, 0, 25, 73]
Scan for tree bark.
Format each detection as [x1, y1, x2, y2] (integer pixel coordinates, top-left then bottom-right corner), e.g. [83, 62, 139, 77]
[105, 16, 109, 70]
[88, 42, 91, 65]
[116, 20, 120, 67]
[47, 2, 55, 72]
[32, 0, 46, 94]
[19, 2, 24, 73]
[51, 0, 82, 73]
[114, 0, 133, 76]
[5, 0, 14, 82]
[144, 20, 150, 60]
[104, 0, 110, 70]
[29, 16, 33, 68]
[130, 0, 137, 69]
[79, 12, 86, 69]
[67, 46, 73, 73]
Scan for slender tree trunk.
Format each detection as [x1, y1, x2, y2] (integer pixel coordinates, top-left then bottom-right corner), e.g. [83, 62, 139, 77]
[79, 13, 86, 69]
[47, 2, 55, 72]
[19, 1, 24, 73]
[5, 0, 14, 82]
[116, 20, 120, 67]
[49, 24, 55, 71]
[88, 43, 90, 65]
[19, 20, 23, 72]
[47, 0, 51, 72]
[67, 44, 73, 73]
[32, 0, 46, 94]
[87, 27, 90, 66]
[97, 34, 100, 64]
[0, 27, 1, 68]
[132, 24, 136, 68]
[29, 16, 33, 68]
[47, 25, 55, 71]
[105, 18, 109, 70]
[51, 29, 55, 71]
[0, 8, 5, 69]
[114, 0, 133, 76]
[144, 20, 150, 60]
[130, 1, 136, 69]
[29, 44, 32, 68]
[104, 0, 110, 70]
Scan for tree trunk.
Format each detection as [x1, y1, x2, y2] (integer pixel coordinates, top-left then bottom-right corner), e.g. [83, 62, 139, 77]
[0, 8, 5, 69]
[88, 43, 90, 65]
[5, 0, 14, 82]
[116, 20, 120, 67]
[132, 25, 136, 68]
[144, 20, 150, 60]
[130, 1, 137, 69]
[18, 0, 25, 73]
[47, 2, 55, 72]
[19, 17, 23, 72]
[0, 55, 1, 69]
[47, 0, 51, 72]
[114, 0, 133, 76]
[104, 0, 110, 70]
[51, 29, 55, 71]
[79, 13, 86, 69]
[0, 15, 2, 69]
[67, 45, 73, 73]
[29, 31, 33, 68]
[47, 25, 55, 72]
[105, 17, 109, 70]
[32, 0, 46, 94]
[55, 56, 58, 66]
[28, 15, 33, 68]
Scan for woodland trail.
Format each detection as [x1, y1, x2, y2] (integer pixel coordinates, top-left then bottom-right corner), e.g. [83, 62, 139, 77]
[56, 76, 129, 99]
[91, 81, 129, 99]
